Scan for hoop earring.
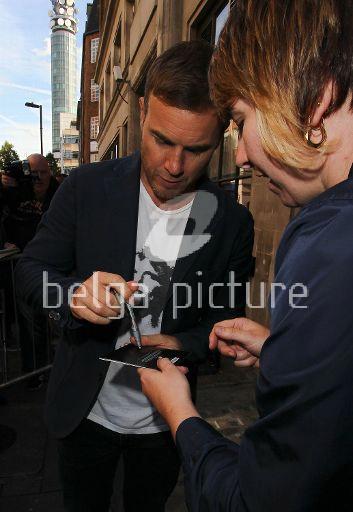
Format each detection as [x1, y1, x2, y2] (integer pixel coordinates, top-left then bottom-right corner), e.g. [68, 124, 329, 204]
[305, 118, 327, 149]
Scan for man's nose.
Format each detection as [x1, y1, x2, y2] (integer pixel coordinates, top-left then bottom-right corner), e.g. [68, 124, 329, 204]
[164, 147, 184, 176]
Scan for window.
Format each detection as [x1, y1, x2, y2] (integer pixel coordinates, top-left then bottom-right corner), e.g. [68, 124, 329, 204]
[100, 81, 104, 121]
[103, 135, 119, 160]
[91, 38, 100, 63]
[105, 60, 112, 107]
[90, 116, 99, 139]
[91, 79, 99, 102]
[63, 151, 79, 160]
[90, 140, 98, 152]
[114, 21, 122, 68]
[199, 2, 229, 45]
[215, 4, 229, 42]
[121, 122, 128, 157]
[63, 135, 79, 144]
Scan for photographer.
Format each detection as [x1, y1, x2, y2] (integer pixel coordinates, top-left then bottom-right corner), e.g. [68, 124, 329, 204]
[0, 154, 58, 389]
[1, 154, 58, 251]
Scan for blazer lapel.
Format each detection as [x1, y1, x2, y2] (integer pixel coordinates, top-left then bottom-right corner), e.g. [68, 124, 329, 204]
[103, 153, 141, 280]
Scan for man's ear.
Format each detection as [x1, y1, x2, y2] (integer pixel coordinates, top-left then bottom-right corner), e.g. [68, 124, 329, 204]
[139, 97, 146, 130]
[310, 81, 334, 127]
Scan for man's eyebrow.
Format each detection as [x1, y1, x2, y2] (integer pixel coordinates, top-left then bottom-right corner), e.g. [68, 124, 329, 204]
[151, 129, 213, 152]
[151, 130, 174, 145]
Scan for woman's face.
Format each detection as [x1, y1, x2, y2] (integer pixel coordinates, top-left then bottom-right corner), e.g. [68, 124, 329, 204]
[232, 99, 323, 207]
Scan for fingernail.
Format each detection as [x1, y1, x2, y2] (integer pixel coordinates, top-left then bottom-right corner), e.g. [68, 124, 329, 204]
[215, 327, 223, 334]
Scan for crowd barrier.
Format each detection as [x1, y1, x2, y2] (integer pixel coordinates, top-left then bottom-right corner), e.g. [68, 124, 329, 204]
[0, 251, 53, 389]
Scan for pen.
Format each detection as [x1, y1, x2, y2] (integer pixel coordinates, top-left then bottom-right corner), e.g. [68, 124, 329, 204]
[111, 289, 142, 349]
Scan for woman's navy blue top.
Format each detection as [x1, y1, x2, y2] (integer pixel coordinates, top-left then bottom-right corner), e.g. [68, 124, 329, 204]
[176, 173, 353, 511]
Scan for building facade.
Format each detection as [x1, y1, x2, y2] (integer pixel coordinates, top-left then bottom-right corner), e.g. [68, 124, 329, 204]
[78, 1, 100, 164]
[59, 113, 79, 174]
[49, 0, 78, 153]
[87, 0, 292, 324]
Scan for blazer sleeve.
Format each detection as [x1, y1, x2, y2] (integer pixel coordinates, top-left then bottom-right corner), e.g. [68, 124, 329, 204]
[175, 208, 353, 511]
[175, 207, 254, 361]
[15, 170, 84, 330]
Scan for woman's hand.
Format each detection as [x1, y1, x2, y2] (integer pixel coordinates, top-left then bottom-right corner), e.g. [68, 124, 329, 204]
[209, 317, 270, 368]
[138, 358, 200, 439]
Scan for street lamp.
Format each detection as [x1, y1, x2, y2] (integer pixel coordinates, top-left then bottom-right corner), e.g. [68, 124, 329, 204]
[25, 102, 43, 155]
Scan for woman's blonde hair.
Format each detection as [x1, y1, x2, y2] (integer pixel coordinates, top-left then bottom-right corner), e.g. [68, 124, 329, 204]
[209, 0, 353, 170]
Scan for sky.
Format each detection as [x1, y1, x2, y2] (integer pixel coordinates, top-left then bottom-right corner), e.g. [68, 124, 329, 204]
[0, 0, 89, 159]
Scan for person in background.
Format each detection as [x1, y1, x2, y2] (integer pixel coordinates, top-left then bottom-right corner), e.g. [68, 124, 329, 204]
[1, 154, 58, 389]
[138, 1, 353, 511]
[1, 154, 58, 251]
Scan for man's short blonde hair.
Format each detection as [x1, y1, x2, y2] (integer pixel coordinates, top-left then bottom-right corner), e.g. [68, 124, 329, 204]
[209, 0, 353, 170]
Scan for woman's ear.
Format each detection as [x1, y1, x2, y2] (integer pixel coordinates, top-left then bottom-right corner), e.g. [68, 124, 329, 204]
[310, 81, 334, 127]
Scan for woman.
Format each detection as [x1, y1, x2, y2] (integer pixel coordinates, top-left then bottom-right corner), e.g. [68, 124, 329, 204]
[138, 1, 353, 510]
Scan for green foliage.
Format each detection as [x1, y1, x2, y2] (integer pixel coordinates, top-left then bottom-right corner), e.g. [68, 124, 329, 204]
[46, 152, 59, 176]
[0, 141, 19, 170]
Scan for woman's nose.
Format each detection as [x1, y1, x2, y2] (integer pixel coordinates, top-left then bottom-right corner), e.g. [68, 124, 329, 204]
[235, 137, 251, 169]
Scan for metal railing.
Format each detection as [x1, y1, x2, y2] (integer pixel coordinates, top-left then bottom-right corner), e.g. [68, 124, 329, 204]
[0, 252, 54, 389]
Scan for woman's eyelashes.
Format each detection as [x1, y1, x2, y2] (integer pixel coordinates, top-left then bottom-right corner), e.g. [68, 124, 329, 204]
[236, 120, 244, 137]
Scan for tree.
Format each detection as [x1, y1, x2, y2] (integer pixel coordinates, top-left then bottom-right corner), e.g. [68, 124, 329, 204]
[46, 152, 59, 176]
[0, 141, 19, 170]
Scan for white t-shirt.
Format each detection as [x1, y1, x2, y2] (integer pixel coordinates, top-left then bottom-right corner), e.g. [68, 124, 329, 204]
[88, 181, 193, 434]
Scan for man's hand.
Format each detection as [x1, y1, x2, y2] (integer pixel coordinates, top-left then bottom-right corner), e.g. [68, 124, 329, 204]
[138, 358, 199, 439]
[1, 174, 18, 188]
[70, 271, 139, 325]
[132, 334, 182, 350]
[209, 317, 270, 368]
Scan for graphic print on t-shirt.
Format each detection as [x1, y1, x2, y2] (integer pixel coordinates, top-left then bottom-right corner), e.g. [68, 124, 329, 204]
[135, 248, 174, 328]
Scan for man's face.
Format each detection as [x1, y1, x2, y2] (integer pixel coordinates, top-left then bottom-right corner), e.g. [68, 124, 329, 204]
[139, 94, 222, 205]
[28, 156, 51, 197]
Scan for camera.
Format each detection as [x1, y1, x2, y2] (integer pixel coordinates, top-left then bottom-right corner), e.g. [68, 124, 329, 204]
[4, 160, 39, 185]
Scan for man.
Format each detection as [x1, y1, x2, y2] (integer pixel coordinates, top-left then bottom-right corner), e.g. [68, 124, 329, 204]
[15, 41, 254, 511]
[1, 154, 58, 389]
[1, 153, 58, 251]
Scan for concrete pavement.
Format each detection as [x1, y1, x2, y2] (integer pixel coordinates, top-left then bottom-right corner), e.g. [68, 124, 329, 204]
[0, 359, 258, 512]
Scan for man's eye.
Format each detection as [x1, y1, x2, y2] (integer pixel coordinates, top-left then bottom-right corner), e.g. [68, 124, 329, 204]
[186, 148, 202, 156]
[154, 136, 172, 146]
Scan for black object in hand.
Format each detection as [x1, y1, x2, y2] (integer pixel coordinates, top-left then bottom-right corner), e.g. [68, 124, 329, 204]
[100, 344, 190, 369]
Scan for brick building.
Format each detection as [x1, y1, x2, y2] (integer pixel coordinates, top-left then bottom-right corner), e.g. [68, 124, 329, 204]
[80, 0, 293, 324]
[78, 0, 100, 164]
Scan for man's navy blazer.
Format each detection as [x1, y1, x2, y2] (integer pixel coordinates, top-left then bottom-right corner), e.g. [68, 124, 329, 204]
[15, 153, 254, 438]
